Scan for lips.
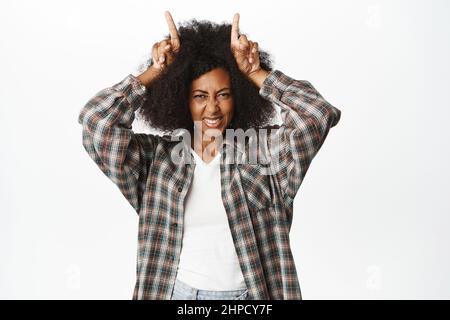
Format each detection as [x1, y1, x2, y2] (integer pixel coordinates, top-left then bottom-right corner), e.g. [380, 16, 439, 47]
[203, 116, 223, 128]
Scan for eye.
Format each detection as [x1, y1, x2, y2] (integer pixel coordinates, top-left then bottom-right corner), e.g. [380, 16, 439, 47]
[194, 94, 207, 99]
[219, 93, 230, 97]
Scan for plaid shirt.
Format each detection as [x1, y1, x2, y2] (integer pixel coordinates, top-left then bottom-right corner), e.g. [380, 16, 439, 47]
[78, 69, 341, 300]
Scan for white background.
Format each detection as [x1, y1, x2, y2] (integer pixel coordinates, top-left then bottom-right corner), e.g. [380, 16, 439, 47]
[1, 0, 449, 299]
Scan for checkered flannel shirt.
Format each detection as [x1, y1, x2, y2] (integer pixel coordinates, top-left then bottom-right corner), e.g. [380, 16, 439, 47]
[78, 69, 341, 299]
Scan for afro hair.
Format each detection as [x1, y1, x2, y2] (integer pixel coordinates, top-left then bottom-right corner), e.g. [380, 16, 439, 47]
[137, 18, 277, 136]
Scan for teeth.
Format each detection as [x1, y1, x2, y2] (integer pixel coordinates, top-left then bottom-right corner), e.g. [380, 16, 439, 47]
[204, 117, 222, 126]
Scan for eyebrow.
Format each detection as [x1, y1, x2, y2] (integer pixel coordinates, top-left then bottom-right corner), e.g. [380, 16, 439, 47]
[192, 87, 230, 93]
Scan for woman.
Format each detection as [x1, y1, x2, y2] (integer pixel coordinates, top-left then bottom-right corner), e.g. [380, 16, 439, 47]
[78, 11, 341, 300]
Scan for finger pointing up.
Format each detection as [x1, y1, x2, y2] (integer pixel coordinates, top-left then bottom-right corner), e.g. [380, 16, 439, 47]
[231, 13, 240, 43]
[165, 11, 180, 48]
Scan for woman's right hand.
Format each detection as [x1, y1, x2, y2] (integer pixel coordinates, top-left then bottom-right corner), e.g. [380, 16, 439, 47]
[138, 11, 180, 87]
[151, 11, 181, 71]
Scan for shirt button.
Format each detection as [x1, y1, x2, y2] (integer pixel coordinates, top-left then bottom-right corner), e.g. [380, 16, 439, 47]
[172, 223, 178, 228]
[177, 186, 182, 192]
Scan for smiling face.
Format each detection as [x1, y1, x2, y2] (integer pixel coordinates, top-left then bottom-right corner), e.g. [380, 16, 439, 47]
[189, 67, 234, 139]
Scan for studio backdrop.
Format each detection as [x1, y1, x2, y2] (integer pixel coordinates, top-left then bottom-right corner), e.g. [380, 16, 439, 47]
[1, 0, 449, 299]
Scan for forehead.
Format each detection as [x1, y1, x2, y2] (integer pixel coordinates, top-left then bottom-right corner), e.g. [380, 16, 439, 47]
[190, 68, 231, 90]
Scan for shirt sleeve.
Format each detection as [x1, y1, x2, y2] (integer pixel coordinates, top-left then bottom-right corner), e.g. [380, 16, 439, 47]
[258, 69, 341, 207]
[77, 74, 158, 214]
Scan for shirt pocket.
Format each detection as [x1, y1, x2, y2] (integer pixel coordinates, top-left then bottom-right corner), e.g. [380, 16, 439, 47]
[239, 163, 276, 212]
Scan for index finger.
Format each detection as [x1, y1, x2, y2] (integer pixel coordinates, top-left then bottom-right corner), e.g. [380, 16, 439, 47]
[165, 11, 179, 41]
[231, 13, 240, 42]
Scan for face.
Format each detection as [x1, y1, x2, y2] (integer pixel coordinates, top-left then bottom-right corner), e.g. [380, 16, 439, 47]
[189, 67, 234, 138]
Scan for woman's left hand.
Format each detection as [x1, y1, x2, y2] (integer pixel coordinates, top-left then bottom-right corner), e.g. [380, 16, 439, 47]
[230, 13, 262, 78]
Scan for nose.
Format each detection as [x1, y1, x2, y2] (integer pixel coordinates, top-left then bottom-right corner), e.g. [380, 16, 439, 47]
[205, 96, 220, 112]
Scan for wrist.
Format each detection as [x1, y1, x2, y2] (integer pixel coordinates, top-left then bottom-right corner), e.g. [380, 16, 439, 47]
[247, 68, 269, 89]
[137, 66, 161, 88]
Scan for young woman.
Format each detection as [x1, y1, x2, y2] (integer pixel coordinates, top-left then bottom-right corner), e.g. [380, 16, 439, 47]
[78, 11, 341, 300]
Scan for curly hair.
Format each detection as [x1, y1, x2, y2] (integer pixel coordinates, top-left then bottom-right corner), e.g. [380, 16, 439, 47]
[137, 18, 277, 136]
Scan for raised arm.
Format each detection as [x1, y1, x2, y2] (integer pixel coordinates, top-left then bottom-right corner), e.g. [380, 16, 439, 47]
[258, 70, 341, 207]
[78, 11, 182, 213]
[78, 74, 158, 214]
[230, 13, 341, 209]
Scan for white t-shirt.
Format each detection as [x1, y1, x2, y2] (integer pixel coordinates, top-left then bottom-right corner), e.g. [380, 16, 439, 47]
[176, 148, 247, 290]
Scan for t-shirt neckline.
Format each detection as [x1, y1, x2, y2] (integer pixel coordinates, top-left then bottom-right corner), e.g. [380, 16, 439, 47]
[190, 148, 221, 166]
